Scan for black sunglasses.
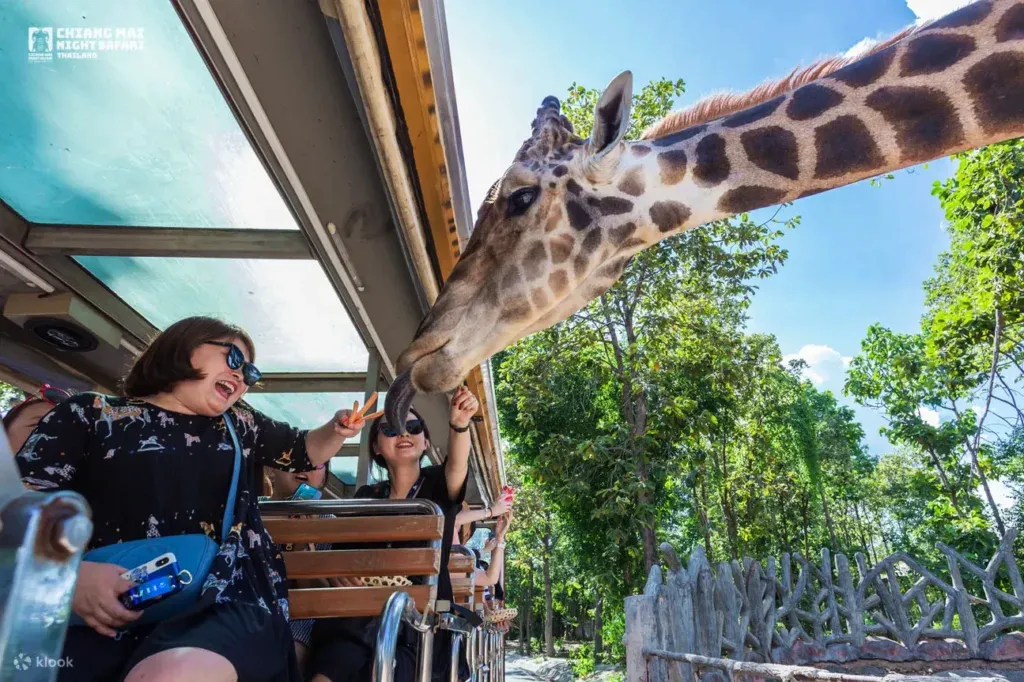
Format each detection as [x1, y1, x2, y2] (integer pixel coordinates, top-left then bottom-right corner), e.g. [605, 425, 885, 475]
[205, 342, 262, 387]
[380, 419, 425, 438]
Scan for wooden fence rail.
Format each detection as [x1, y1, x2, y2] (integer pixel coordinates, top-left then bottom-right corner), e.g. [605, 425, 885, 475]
[626, 528, 1024, 682]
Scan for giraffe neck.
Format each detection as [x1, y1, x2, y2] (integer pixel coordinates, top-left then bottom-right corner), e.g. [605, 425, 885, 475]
[624, 0, 1024, 242]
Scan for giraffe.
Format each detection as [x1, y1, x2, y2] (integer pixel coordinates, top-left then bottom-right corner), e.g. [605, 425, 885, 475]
[384, 0, 1024, 429]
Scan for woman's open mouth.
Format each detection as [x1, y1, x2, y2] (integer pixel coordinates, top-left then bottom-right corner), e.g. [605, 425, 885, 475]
[395, 439, 414, 450]
[215, 380, 238, 401]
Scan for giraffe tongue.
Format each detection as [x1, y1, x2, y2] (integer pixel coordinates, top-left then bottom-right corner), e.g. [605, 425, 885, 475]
[384, 370, 416, 436]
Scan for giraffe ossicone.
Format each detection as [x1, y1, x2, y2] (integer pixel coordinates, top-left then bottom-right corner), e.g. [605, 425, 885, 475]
[384, 0, 1024, 430]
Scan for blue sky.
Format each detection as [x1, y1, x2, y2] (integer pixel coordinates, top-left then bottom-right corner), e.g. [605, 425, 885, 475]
[443, 0, 972, 455]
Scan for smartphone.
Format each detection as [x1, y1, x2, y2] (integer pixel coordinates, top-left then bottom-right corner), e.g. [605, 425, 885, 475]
[121, 553, 177, 583]
[119, 573, 184, 610]
[291, 482, 322, 501]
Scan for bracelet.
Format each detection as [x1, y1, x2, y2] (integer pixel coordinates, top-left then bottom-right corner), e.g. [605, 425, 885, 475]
[497, 541, 506, 548]
[450, 421, 470, 433]
[484, 506, 491, 519]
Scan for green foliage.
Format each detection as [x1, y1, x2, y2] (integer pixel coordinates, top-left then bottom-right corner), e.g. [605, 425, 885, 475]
[0, 380, 25, 414]
[499, 78, 1024, 658]
[570, 643, 596, 677]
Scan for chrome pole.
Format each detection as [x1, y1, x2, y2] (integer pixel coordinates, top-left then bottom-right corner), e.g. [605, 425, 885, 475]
[373, 591, 419, 682]
[448, 632, 463, 682]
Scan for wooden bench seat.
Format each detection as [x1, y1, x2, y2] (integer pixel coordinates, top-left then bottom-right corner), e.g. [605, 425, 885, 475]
[261, 499, 444, 620]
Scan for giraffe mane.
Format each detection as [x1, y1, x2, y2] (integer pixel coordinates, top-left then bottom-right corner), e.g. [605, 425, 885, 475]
[640, 24, 920, 140]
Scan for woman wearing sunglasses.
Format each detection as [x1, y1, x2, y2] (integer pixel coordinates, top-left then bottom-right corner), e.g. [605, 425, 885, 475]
[302, 386, 478, 682]
[15, 316, 374, 682]
[2, 383, 75, 452]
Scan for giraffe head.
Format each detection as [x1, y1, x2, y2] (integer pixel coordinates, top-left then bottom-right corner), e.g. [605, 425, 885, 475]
[386, 0, 1024, 429]
[387, 72, 652, 420]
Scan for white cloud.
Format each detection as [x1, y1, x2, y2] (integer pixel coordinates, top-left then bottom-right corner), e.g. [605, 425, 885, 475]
[918, 407, 940, 426]
[783, 344, 852, 386]
[844, 37, 879, 59]
[843, 0, 971, 64]
[905, 0, 973, 22]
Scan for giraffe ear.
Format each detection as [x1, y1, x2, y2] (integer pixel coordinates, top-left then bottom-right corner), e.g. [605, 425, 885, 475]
[590, 71, 633, 160]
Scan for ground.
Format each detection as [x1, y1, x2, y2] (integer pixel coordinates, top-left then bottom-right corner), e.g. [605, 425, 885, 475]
[504, 653, 624, 682]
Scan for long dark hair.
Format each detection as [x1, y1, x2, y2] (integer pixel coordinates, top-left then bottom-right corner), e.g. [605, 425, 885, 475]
[123, 316, 255, 397]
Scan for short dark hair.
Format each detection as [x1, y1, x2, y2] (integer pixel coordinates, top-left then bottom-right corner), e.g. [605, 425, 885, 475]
[122, 316, 255, 398]
[367, 406, 432, 472]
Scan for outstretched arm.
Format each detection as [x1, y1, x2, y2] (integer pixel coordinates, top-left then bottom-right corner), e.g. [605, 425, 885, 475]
[445, 386, 479, 501]
[305, 395, 381, 466]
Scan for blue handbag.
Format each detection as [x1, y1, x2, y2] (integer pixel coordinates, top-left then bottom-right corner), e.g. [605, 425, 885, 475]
[70, 413, 242, 627]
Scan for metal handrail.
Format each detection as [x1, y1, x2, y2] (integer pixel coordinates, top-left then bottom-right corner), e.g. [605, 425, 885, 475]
[373, 591, 436, 682]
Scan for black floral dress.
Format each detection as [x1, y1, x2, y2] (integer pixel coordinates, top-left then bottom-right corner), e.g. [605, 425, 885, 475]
[16, 392, 312, 625]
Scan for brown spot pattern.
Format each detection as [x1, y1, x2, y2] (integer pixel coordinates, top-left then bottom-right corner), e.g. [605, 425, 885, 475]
[722, 96, 784, 128]
[649, 201, 691, 233]
[620, 237, 646, 250]
[582, 228, 602, 254]
[832, 45, 896, 87]
[813, 115, 885, 179]
[597, 196, 634, 215]
[552, 165, 569, 177]
[610, 222, 637, 246]
[786, 84, 844, 121]
[741, 126, 799, 180]
[899, 34, 976, 77]
[597, 257, 629, 279]
[657, 149, 689, 185]
[964, 52, 1024, 135]
[996, 3, 1024, 42]
[550, 235, 573, 264]
[500, 266, 521, 290]
[531, 288, 550, 310]
[566, 179, 583, 195]
[631, 145, 652, 157]
[574, 254, 589, 279]
[866, 86, 964, 163]
[718, 186, 788, 214]
[617, 168, 646, 196]
[566, 200, 592, 230]
[523, 242, 548, 281]
[501, 297, 532, 322]
[549, 270, 569, 296]
[694, 134, 730, 185]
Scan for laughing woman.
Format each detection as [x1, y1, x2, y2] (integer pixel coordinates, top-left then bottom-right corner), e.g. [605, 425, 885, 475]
[15, 316, 374, 682]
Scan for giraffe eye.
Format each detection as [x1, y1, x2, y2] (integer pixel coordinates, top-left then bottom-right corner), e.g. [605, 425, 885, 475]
[506, 187, 539, 218]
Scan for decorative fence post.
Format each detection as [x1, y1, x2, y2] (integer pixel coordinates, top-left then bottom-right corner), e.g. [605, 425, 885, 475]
[625, 529, 1024, 680]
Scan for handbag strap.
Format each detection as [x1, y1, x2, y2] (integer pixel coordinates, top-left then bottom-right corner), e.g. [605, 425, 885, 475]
[220, 412, 243, 541]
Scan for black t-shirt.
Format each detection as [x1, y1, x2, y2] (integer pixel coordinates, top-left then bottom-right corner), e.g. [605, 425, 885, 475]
[16, 393, 314, 625]
[353, 464, 466, 600]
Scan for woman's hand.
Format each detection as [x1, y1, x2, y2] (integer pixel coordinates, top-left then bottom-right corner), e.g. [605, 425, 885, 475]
[327, 576, 364, 588]
[490, 497, 511, 518]
[72, 562, 142, 637]
[449, 386, 479, 429]
[496, 514, 510, 540]
[334, 392, 384, 439]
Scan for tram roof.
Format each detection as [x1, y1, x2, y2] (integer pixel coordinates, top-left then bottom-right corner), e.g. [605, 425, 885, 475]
[0, 0, 504, 503]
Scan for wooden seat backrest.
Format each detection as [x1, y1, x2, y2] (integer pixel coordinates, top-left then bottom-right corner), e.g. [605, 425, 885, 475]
[449, 549, 475, 605]
[263, 509, 442, 619]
